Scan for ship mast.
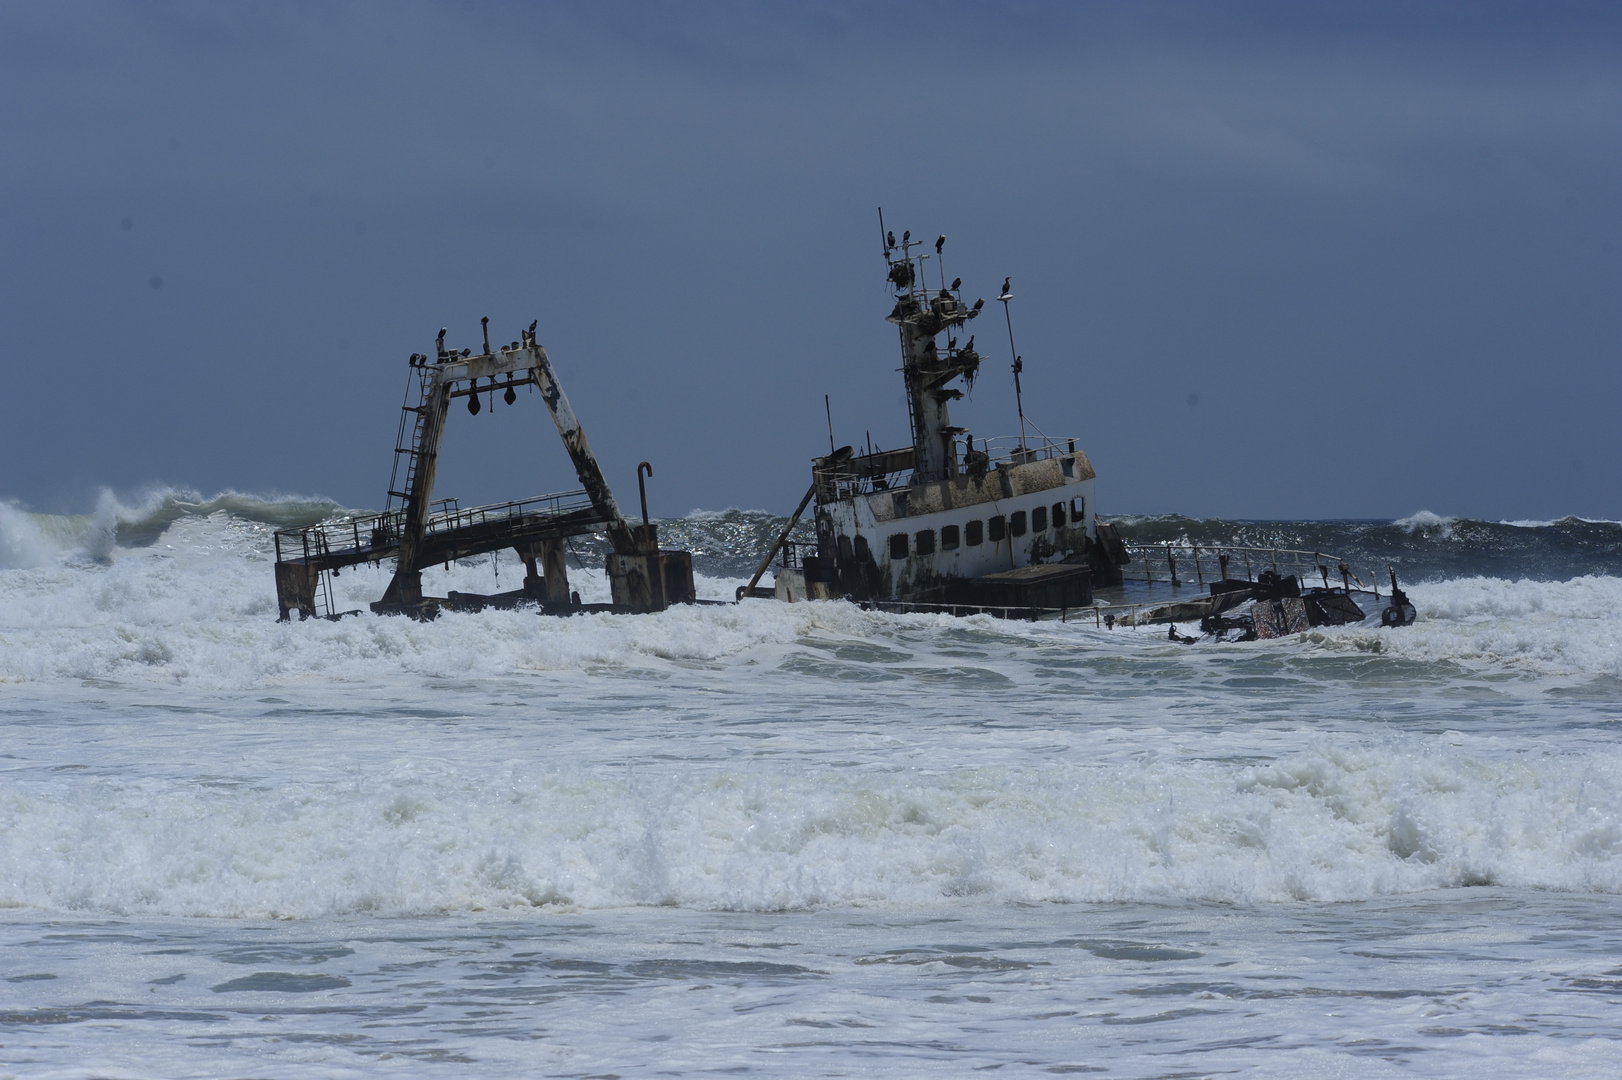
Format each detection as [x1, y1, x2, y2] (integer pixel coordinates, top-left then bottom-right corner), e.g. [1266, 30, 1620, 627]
[881, 222, 983, 484]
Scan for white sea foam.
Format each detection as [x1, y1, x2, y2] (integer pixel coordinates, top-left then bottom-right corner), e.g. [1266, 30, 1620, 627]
[1308, 576, 1622, 679]
[3, 736, 1618, 918]
[5, 502, 1622, 1075]
[9, 514, 1619, 689]
[0, 512, 871, 687]
[3, 507, 1622, 921]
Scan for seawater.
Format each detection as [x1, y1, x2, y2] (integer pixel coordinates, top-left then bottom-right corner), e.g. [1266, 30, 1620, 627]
[2, 493, 1621, 1077]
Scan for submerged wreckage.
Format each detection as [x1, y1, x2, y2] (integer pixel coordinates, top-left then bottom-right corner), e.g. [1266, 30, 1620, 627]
[273, 319, 695, 621]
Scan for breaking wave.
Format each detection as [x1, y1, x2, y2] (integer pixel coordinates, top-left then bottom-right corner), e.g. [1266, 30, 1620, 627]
[1308, 575, 1622, 679]
[1108, 512, 1622, 582]
[1394, 509, 1456, 536]
[110, 487, 349, 546]
[0, 487, 345, 570]
[2, 490, 1622, 920]
[3, 736, 1619, 918]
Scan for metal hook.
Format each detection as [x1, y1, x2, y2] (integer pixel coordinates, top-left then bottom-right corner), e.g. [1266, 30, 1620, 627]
[636, 461, 653, 527]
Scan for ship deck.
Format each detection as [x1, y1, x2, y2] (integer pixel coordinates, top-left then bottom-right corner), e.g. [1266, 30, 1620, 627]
[272, 490, 613, 576]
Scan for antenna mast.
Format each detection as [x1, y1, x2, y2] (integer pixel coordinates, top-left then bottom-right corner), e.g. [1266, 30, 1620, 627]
[998, 278, 1027, 454]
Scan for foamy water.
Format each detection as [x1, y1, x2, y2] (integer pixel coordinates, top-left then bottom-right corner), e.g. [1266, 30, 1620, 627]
[2, 500, 1621, 1076]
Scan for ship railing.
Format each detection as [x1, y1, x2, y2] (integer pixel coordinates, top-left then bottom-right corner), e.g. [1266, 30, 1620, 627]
[272, 489, 596, 565]
[823, 469, 915, 501]
[971, 435, 1081, 467]
[1121, 542, 1375, 593]
[816, 434, 1085, 500]
[421, 490, 595, 540]
[862, 599, 1220, 627]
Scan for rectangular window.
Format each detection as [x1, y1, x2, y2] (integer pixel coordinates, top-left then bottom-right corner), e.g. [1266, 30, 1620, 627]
[1009, 510, 1027, 537]
[1031, 506, 1047, 532]
[1071, 496, 1086, 522]
[1052, 502, 1066, 528]
[989, 516, 1006, 542]
[1062, 457, 1075, 478]
[940, 524, 960, 550]
[837, 535, 854, 562]
[888, 532, 909, 560]
[965, 520, 983, 546]
[855, 535, 871, 561]
[914, 529, 936, 555]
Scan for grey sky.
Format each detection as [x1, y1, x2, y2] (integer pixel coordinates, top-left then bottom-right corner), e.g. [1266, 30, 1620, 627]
[4, 2, 1618, 520]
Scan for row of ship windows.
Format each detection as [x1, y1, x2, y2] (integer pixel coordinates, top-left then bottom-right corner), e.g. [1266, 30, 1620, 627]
[842, 497, 1086, 562]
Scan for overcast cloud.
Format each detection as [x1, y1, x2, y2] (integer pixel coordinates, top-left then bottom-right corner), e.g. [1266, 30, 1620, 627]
[3, 2, 1618, 519]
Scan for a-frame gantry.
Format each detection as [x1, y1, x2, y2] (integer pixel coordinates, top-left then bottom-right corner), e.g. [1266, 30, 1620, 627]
[273, 318, 693, 620]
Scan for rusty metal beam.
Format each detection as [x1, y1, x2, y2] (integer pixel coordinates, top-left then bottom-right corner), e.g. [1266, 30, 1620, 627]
[526, 343, 639, 556]
[446, 374, 536, 399]
[737, 484, 816, 601]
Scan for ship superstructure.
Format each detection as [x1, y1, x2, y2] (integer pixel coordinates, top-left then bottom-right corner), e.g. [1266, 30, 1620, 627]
[765, 227, 1128, 612]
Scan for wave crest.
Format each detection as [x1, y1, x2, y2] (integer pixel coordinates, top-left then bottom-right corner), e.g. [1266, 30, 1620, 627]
[1394, 509, 1456, 536]
[4, 738, 1619, 917]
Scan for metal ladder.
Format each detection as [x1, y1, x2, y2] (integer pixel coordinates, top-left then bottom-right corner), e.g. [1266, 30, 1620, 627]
[386, 365, 436, 517]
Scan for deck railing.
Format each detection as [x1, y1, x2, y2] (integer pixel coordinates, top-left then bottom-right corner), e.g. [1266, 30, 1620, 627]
[1120, 542, 1377, 594]
[272, 489, 596, 566]
[816, 434, 1084, 501]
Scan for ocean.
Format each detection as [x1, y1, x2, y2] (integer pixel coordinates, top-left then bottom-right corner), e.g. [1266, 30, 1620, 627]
[1, 493, 1620, 1077]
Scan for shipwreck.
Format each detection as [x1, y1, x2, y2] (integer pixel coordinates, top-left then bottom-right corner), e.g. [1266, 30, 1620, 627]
[742, 220, 1417, 636]
[270, 234, 1417, 639]
[273, 318, 694, 621]
[739, 223, 1129, 614]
